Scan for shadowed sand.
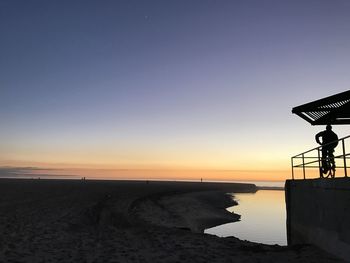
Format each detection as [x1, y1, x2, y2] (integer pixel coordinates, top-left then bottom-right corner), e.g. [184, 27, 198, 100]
[0, 179, 340, 262]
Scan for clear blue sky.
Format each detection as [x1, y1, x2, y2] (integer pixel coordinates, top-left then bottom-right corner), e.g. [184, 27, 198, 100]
[1, 0, 350, 180]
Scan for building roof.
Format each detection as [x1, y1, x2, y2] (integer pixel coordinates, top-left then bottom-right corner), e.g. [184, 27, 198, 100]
[292, 90, 350, 125]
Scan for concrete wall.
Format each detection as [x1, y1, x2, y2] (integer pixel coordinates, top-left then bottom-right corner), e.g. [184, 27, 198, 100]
[285, 178, 350, 261]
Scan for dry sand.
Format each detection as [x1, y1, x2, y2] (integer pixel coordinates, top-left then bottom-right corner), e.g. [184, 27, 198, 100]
[0, 179, 341, 262]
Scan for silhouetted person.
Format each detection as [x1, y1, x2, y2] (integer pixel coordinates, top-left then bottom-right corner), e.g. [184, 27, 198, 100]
[315, 124, 338, 175]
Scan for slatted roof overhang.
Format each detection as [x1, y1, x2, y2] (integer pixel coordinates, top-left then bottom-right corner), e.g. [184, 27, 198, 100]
[292, 90, 350, 125]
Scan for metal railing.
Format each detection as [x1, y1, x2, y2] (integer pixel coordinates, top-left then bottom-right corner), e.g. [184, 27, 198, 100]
[291, 135, 350, 180]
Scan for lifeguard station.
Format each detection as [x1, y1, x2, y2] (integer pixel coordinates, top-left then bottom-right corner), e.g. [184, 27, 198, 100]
[286, 90, 350, 260]
[291, 90, 350, 179]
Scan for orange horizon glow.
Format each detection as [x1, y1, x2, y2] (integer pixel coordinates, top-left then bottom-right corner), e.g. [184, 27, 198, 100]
[0, 159, 291, 181]
[0, 145, 293, 181]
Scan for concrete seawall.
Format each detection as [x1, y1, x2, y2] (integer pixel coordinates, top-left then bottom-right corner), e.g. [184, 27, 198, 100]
[285, 178, 350, 261]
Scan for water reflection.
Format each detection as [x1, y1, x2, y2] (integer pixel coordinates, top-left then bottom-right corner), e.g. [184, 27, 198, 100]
[205, 190, 286, 245]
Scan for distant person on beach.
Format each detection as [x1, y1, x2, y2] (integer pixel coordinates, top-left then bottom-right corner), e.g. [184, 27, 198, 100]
[315, 124, 338, 175]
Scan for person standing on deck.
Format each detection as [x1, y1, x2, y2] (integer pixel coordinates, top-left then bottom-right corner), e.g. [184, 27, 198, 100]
[315, 124, 338, 175]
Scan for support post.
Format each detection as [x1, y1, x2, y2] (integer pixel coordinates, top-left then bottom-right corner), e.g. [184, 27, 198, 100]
[302, 153, 306, 179]
[318, 148, 322, 178]
[342, 139, 347, 177]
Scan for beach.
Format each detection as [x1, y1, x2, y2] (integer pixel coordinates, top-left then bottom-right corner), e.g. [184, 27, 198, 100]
[0, 179, 339, 262]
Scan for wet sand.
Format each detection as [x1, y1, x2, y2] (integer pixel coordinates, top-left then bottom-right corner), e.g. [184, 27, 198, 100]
[0, 179, 340, 262]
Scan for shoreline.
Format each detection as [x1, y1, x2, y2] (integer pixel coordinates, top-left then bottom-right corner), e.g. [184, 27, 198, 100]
[0, 178, 339, 262]
[131, 189, 242, 233]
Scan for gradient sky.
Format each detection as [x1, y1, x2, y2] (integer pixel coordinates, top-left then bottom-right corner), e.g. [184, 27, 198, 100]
[1, 0, 350, 181]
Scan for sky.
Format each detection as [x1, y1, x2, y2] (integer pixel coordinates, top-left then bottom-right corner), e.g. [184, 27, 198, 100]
[1, 0, 350, 181]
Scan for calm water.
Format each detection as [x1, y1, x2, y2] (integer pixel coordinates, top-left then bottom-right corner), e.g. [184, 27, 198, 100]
[205, 190, 287, 245]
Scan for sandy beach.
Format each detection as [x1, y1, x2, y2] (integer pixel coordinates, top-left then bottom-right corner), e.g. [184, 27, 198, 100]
[0, 179, 340, 262]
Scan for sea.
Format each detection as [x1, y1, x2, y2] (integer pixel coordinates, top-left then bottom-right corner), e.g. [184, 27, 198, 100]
[205, 181, 287, 246]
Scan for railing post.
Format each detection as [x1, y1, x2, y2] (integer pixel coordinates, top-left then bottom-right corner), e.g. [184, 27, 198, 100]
[291, 157, 294, 180]
[342, 139, 347, 177]
[317, 148, 322, 178]
[302, 153, 306, 179]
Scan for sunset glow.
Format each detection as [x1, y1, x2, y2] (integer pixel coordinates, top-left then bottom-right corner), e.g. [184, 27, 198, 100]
[1, 1, 350, 182]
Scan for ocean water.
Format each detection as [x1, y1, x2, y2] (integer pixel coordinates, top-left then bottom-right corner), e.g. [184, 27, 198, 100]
[205, 189, 287, 245]
[231, 180, 285, 188]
